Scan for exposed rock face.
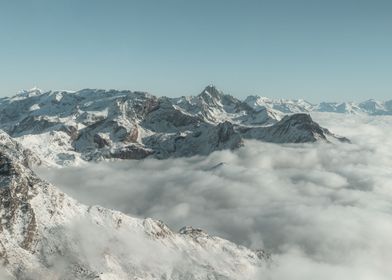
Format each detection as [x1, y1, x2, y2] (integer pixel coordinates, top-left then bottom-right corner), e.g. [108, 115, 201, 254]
[144, 121, 243, 159]
[0, 131, 268, 279]
[238, 114, 351, 143]
[0, 86, 348, 166]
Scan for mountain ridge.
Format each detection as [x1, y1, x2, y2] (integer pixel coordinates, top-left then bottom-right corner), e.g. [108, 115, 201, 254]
[244, 95, 392, 115]
[12, 87, 390, 115]
[0, 86, 349, 166]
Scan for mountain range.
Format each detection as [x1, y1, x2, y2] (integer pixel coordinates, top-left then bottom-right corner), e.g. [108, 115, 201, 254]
[245, 95, 392, 115]
[0, 86, 349, 166]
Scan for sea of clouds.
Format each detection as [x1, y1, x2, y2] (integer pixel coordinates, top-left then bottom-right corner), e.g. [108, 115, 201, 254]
[37, 113, 392, 279]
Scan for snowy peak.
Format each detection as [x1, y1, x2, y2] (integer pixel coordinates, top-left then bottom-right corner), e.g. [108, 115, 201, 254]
[358, 99, 386, 114]
[0, 130, 41, 168]
[244, 95, 314, 114]
[15, 87, 44, 99]
[199, 84, 223, 99]
[197, 85, 245, 112]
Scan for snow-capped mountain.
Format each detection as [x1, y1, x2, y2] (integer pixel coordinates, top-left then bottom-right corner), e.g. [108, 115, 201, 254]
[0, 86, 348, 166]
[0, 131, 269, 279]
[245, 95, 392, 115]
[244, 95, 314, 114]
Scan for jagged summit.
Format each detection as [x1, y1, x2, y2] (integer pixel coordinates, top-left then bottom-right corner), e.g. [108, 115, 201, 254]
[197, 85, 241, 110]
[200, 84, 223, 97]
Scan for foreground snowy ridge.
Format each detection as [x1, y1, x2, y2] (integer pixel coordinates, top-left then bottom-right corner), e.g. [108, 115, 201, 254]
[0, 131, 269, 279]
[0, 86, 348, 166]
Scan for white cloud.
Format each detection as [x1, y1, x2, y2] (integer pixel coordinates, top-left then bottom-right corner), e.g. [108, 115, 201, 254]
[37, 113, 392, 279]
[0, 266, 14, 280]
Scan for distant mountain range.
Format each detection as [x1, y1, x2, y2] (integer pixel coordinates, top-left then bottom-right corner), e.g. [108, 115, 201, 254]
[245, 95, 392, 115]
[0, 86, 348, 166]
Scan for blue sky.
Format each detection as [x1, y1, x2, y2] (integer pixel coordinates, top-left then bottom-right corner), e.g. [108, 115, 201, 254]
[0, 0, 391, 101]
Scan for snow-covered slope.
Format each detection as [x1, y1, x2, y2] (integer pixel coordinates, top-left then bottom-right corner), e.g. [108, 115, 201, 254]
[0, 86, 347, 166]
[245, 96, 392, 115]
[0, 131, 269, 279]
[244, 95, 314, 114]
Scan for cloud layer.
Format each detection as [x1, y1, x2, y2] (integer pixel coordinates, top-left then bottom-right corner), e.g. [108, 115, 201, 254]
[37, 113, 392, 279]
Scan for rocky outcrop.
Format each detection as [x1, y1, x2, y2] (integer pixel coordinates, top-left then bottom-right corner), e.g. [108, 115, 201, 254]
[238, 113, 351, 143]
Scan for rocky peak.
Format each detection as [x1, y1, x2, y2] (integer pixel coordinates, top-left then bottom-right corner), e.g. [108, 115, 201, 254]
[237, 113, 349, 144]
[0, 131, 40, 168]
[277, 114, 350, 143]
[200, 84, 223, 98]
[198, 85, 226, 107]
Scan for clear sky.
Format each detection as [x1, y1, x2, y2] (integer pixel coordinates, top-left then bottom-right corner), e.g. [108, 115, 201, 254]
[0, 0, 391, 102]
